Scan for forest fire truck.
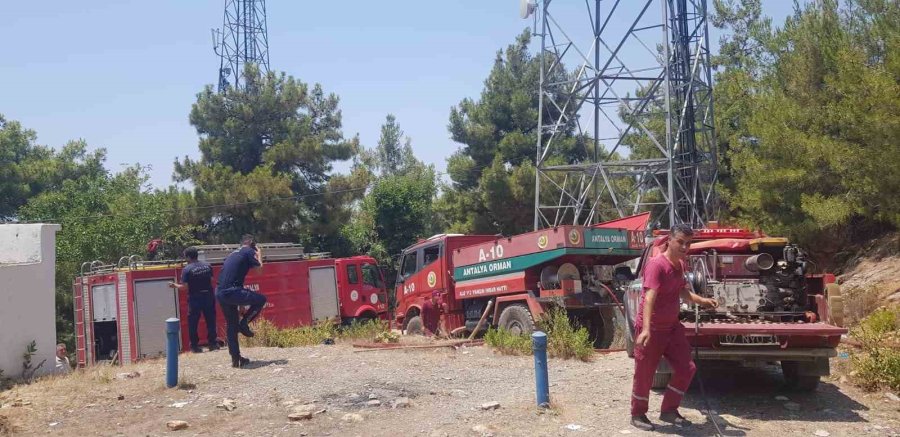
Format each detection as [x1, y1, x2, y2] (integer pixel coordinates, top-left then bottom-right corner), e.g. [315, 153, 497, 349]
[621, 227, 847, 390]
[73, 243, 388, 367]
[393, 214, 649, 348]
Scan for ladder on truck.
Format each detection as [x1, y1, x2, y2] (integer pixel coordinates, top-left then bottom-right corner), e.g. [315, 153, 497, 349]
[81, 243, 332, 274]
[195, 243, 330, 264]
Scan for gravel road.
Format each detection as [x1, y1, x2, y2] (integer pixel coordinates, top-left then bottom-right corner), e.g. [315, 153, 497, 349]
[2, 343, 898, 436]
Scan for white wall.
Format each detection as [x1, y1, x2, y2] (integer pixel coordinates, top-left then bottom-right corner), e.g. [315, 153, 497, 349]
[0, 224, 61, 379]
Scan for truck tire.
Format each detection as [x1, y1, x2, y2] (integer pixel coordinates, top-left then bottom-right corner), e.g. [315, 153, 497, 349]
[405, 316, 424, 336]
[497, 304, 535, 336]
[578, 310, 615, 349]
[781, 360, 820, 391]
[624, 301, 635, 358]
[651, 371, 671, 389]
[826, 283, 844, 327]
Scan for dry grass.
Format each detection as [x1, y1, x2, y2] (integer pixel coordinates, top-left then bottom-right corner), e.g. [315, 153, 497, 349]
[241, 318, 390, 348]
[844, 286, 885, 326]
[0, 359, 168, 435]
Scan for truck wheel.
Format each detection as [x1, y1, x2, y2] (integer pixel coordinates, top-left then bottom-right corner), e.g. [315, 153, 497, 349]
[405, 316, 424, 336]
[826, 283, 844, 327]
[497, 304, 535, 336]
[782, 361, 820, 391]
[651, 372, 671, 389]
[579, 310, 615, 349]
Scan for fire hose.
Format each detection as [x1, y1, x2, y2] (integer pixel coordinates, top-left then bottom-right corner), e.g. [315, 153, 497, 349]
[691, 286, 724, 436]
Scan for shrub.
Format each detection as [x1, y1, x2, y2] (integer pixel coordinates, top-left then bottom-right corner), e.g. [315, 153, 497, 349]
[537, 307, 594, 362]
[241, 318, 390, 348]
[850, 306, 900, 392]
[854, 306, 898, 336]
[484, 328, 533, 356]
[241, 319, 338, 348]
[340, 319, 390, 342]
[484, 307, 595, 362]
[374, 330, 400, 344]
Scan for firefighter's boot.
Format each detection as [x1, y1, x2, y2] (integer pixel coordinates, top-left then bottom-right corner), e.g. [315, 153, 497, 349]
[232, 356, 250, 368]
[239, 319, 255, 338]
[659, 410, 692, 427]
[631, 414, 655, 431]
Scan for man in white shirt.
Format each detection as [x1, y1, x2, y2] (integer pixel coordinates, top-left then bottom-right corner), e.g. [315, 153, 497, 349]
[55, 343, 72, 375]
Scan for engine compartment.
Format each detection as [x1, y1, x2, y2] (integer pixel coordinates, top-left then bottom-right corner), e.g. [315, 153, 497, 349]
[685, 244, 818, 323]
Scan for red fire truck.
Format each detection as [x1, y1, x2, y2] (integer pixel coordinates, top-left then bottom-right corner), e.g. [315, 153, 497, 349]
[621, 228, 847, 390]
[73, 244, 388, 366]
[393, 215, 647, 347]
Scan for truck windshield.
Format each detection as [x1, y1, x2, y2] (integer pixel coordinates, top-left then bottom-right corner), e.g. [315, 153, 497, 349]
[362, 264, 383, 287]
[400, 253, 417, 279]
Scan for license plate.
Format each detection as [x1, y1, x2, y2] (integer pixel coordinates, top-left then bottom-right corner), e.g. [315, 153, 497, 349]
[718, 334, 779, 346]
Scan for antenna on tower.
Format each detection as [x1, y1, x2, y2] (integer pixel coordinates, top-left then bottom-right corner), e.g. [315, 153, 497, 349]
[531, 0, 718, 230]
[212, 0, 271, 94]
[519, 0, 536, 19]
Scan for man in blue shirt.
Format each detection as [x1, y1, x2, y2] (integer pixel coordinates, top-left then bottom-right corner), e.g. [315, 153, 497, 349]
[168, 247, 219, 353]
[216, 234, 267, 368]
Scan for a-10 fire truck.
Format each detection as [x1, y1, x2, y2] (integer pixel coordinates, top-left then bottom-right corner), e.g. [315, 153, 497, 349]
[393, 214, 649, 348]
[621, 228, 847, 390]
[74, 243, 388, 367]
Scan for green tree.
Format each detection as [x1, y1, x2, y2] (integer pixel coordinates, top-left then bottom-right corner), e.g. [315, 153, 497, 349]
[176, 66, 360, 246]
[438, 30, 587, 235]
[375, 114, 416, 176]
[718, 0, 900, 242]
[0, 115, 106, 219]
[344, 114, 437, 274]
[18, 166, 199, 347]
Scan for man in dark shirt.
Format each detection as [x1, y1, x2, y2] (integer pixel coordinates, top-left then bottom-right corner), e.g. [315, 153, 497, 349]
[216, 234, 267, 368]
[168, 247, 218, 353]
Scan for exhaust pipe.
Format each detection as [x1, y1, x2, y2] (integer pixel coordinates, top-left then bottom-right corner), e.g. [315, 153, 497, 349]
[744, 253, 775, 272]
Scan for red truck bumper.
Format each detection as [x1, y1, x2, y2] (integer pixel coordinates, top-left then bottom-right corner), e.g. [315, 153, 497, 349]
[682, 321, 847, 361]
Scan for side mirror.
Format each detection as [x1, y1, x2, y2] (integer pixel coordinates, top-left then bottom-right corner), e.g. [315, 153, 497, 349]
[614, 265, 635, 281]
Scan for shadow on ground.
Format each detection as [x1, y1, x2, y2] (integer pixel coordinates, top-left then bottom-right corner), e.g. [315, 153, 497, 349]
[241, 359, 289, 369]
[653, 364, 869, 436]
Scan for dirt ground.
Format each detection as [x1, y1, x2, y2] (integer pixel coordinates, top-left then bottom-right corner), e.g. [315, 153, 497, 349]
[1, 341, 899, 437]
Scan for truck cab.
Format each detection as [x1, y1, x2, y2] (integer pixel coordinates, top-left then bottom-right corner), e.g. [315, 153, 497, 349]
[394, 234, 495, 332]
[622, 228, 847, 390]
[335, 256, 389, 323]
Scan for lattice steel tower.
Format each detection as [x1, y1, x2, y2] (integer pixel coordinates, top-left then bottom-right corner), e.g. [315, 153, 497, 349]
[212, 0, 271, 93]
[526, 0, 718, 230]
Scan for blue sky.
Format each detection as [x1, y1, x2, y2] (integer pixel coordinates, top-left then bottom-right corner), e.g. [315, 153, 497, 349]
[1, 1, 799, 189]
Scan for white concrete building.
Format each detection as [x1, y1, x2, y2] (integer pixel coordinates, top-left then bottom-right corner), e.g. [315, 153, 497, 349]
[0, 224, 61, 379]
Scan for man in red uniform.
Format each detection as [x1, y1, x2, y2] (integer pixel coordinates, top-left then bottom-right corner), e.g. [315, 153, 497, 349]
[631, 224, 718, 431]
[420, 291, 445, 337]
